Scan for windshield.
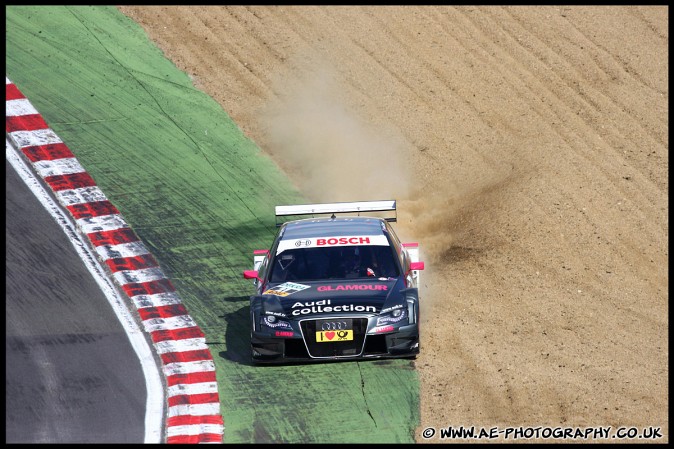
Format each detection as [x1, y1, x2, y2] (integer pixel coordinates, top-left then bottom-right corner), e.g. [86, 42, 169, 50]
[269, 245, 400, 283]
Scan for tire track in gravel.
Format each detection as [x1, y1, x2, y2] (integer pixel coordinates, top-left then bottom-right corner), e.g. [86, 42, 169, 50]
[488, 8, 667, 182]
[117, 5, 668, 442]
[443, 7, 666, 256]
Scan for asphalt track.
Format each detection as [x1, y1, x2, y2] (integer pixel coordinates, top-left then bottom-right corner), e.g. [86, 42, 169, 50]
[6, 6, 420, 443]
[5, 156, 147, 443]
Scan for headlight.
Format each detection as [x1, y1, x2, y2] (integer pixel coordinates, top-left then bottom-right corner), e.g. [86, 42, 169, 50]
[376, 305, 408, 327]
[261, 314, 292, 330]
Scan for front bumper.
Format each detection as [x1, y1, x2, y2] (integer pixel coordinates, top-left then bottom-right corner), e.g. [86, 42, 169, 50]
[251, 322, 419, 364]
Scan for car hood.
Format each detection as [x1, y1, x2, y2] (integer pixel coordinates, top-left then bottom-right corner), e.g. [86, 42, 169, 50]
[262, 279, 403, 317]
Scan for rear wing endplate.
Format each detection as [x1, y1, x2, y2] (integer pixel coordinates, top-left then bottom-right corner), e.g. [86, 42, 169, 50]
[275, 200, 397, 226]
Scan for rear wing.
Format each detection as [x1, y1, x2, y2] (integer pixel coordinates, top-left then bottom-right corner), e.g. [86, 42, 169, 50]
[275, 200, 397, 226]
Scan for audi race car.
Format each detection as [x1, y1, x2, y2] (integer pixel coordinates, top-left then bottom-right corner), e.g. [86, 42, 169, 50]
[243, 200, 424, 364]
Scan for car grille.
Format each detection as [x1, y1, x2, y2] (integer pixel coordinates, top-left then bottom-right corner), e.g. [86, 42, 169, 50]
[300, 318, 368, 358]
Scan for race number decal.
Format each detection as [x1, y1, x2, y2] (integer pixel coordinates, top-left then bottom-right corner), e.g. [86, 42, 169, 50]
[263, 282, 310, 297]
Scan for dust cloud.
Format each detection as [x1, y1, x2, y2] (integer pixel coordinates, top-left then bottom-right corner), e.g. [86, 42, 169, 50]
[257, 53, 515, 273]
[258, 58, 413, 204]
[399, 166, 517, 267]
[401, 171, 516, 325]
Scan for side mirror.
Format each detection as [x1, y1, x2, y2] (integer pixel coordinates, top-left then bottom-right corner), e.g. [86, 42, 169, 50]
[410, 261, 425, 271]
[243, 270, 261, 281]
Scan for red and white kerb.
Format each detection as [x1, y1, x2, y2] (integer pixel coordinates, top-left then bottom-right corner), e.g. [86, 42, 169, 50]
[5, 77, 224, 444]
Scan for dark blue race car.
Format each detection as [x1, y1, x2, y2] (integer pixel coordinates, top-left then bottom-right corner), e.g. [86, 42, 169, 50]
[243, 200, 424, 364]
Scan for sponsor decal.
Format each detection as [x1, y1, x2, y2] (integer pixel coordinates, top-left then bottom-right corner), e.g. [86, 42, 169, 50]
[290, 299, 377, 316]
[316, 319, 353, 341]
[275, 331, 294, 337]
[316, 330, 353, 342]
[263, 282, 311, 297]
[317, 284, 388, 292]
[276, 234, 389, 254]
[316, 236, 370, 246]
[372, 325, 395, 334]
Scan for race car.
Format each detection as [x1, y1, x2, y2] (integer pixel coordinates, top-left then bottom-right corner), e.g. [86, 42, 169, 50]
[242, 200, 424, 364]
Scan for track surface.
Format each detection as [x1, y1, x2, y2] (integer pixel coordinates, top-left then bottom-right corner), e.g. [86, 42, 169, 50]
[5, 158, 147, 443]
[119, 5, 669, 442]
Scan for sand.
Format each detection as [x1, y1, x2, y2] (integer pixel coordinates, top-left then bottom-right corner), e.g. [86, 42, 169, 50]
[118, 5, 668, 442]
